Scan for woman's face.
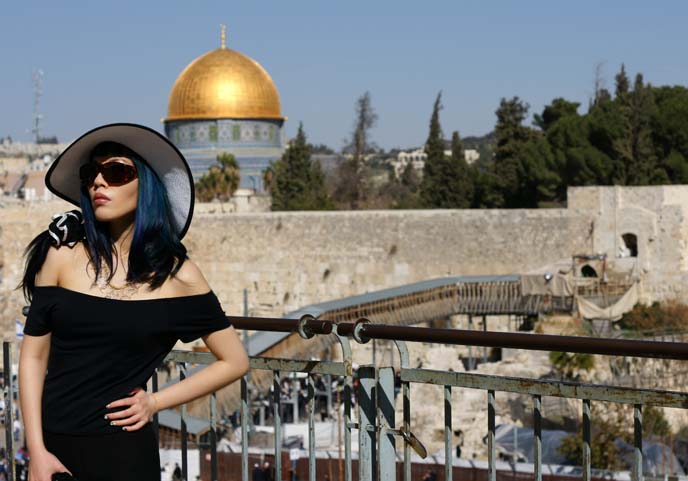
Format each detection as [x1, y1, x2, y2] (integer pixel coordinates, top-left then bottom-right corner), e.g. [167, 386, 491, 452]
[87, 155, 139, 224]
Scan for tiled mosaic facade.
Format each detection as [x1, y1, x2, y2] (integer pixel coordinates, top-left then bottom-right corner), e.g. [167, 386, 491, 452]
[165, 119, 284, 191]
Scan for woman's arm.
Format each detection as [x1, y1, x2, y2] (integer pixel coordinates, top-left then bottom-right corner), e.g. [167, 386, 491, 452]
[107, 328, 249, 431]
[158, 323, 249, 402]
[106, 260, 250, 431]
[19, 246, 75, 479]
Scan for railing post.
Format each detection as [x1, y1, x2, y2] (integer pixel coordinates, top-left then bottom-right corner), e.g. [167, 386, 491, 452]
[393, 340, 411, 481]
[583, 399, 591, 481]
[333, 326, 353, 481]
[634, 404, 643, 481]
[209, 391, 218, 481]
[4, 342, 14, 481]
[358, 366, 376, 481]
[308, 374, 316, 481]
[180, 363, 188, 481]
[378, 367, 396, 481]
[273, 370, 282, 481]
[487, 390, 496, 481]
[444, 385, 452, 481]
[533, 395, 542, 481]
[241, 376, 249, 481]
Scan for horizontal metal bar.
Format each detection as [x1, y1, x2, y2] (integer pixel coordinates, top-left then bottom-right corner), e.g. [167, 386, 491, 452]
[166, 350, 216, 364]
[223, 314, 688, 360]
[229, 316, 333, 335]
[400, 368, 688, 408]
[165, 351, 348, 375]
[250, 357, 349, 376]
[358, 324, 688, 360]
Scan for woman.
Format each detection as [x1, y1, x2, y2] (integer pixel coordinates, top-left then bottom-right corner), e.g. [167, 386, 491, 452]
[17, 123, 250, 481]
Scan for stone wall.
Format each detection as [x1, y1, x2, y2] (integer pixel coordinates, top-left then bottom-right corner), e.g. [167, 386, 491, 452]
[1, 201, 592, 335]
[3, 185, 688, 337]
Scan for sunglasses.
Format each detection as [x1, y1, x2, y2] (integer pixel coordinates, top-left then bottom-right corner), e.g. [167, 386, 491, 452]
[79, 161, 138, 187]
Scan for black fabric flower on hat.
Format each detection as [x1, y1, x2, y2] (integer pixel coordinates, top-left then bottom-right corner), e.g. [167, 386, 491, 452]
[48, 209, 85, 248]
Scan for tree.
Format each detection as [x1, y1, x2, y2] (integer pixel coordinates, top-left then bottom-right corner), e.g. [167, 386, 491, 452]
[493, 97, 534, 207]
[419, 92, 448, 207]
[558, 404, 631, 471]
[333, 92, 378, 208]
[518, 135, 561, 206]
[448, 131, 474, 207]
[534, 98, 580, 133]
[269, 123, 332, 210]
[590, 61, 607, 108]
[613, 73, 659, 184]
[549, 351, 595, 380]
[615, 63, 630, 99]
[195, 153, 240, 202]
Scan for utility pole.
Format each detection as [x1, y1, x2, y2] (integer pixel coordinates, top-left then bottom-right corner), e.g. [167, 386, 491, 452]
[32, 69, 44, 143]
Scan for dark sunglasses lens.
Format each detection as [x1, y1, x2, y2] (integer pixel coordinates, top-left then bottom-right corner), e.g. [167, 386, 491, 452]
[102, 163, 136, 185]
[79, 163, 97, 185]
[80, 162, 137, 186]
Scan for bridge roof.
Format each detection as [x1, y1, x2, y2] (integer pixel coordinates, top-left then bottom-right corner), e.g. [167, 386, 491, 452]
[247, 274, 521, 356]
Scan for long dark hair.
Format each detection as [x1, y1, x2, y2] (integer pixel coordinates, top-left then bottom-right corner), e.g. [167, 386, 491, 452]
[19, 141, 188, 301]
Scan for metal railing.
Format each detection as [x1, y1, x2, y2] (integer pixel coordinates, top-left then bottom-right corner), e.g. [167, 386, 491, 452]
[6, 316, 688, 481]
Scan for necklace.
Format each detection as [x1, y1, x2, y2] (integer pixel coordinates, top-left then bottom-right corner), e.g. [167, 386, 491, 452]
[95, 264, 141, 300]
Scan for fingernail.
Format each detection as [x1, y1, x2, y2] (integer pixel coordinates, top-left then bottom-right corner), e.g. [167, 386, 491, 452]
[104, 415, 108, 419]
[110, 421, 116, 426]
[106, 404, 110, 408]
[122, 427, 127, 431]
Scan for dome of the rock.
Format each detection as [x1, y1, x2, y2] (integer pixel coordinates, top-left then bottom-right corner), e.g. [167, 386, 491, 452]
[164, 29, 285, 192]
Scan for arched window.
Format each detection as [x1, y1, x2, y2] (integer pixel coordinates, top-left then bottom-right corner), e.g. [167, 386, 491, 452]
[581, 265, 598, 278]
[621, 233, 638, 257]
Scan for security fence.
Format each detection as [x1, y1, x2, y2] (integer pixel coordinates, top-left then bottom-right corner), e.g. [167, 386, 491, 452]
[5, 316, 688, 481]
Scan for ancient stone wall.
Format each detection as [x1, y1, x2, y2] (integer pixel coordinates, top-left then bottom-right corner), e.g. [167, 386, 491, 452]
[1, 201, 592, 335]
[2, 185, 688, 337]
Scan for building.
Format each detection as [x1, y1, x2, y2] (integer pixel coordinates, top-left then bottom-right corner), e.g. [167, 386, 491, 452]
[0, 154, 56, 201]
[391, 147, 479, 178]
[164, 29, 285, 192]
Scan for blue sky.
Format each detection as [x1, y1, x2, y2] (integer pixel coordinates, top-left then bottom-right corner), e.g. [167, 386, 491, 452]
[1, 1, 686, 150]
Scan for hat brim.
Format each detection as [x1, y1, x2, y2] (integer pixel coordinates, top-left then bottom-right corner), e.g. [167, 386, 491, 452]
[45, 123, 195, 240]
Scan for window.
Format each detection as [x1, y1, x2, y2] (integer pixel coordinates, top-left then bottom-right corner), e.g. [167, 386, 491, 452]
[621, 233, 638, 257]
[581, 265, 598, 278]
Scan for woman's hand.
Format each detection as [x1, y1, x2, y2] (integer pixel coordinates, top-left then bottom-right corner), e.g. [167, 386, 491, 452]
[28, 447, 73, 481]
[104, 386, 159, 432]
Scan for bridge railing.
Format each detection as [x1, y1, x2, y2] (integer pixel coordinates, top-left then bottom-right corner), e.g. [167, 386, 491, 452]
[7, 317, 688, 481]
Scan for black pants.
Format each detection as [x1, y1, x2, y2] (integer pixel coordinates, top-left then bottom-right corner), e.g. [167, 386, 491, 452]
[43, 422, 160, 481]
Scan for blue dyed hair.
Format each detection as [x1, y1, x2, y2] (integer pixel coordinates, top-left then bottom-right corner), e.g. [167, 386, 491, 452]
[20, 141, 187, 300]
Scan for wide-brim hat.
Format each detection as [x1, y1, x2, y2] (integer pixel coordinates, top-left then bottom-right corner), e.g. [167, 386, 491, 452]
[45, 123, 194, 239]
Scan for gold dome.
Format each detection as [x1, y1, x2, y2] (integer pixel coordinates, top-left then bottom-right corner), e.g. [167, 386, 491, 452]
[166, 47, 283, 121]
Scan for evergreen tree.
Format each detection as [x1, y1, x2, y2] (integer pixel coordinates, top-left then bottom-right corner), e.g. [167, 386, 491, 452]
[518, 135, 561, 206]
[270, 123, 332, 210]
[419, 92, 447, 207]
[493, 97, 533, 207]
[195, 153, 240, 202]
[615, 63, 630, 99]
[448, 131, 474, 208]
[534, 98, 580, 133]
[334, 92, 378, 208]
[387, 162, 421, 209]
[400, 161, 421, 193]
[613, 73, 659, 184]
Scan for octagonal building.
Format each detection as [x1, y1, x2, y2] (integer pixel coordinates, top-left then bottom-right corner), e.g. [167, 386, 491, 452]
[164, 33, 285, 192]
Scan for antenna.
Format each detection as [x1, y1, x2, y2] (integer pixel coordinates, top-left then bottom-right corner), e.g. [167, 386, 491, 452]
[32, 68, 44, 143]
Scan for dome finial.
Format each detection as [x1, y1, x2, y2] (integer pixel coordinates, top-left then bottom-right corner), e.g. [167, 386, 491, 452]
[220, 24, 227, 49]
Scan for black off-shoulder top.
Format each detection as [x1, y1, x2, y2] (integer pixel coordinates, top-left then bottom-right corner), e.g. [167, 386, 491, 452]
[23, 285, 231, 435]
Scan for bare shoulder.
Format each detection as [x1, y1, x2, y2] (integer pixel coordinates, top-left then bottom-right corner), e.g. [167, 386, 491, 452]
[35, 243, 78, 286]
[169, 258, 211, 296]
